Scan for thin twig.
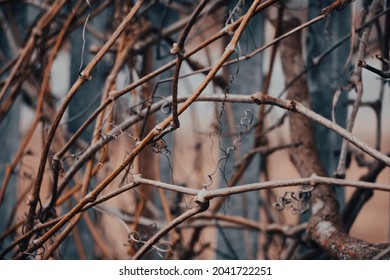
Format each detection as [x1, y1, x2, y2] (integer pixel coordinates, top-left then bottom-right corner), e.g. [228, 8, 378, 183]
[26, 0, 145, 239]
[358, 59, 390, 78]
[0, 0, 67, 103]
[132, 174, 390, 198]
[20, 0, 267, 256]
[251, 94, 390, 166]
[334, 0, 383, 178]
[132, 206, 205, 259]
[171, 0, 209, 129]
[53, 0, 278, 165]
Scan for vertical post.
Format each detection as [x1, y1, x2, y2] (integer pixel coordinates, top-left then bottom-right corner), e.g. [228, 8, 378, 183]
[306, 1, 350, 209]
[216, 4, 264, 259]
[0, 3, 24, 256]
[63, 2, 110, 259]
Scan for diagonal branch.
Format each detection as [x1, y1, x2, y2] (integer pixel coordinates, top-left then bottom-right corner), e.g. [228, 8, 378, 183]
[20, 0, 264, 257]
[26, 0, 145, 233]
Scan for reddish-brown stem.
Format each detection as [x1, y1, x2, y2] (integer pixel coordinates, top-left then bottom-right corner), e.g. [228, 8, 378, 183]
[21, 0, 263, 257]
[171, 0, 210, 128]
[55, 0, 278, 165]
[26, 0, 145, 239]
[0, 0, 67, 103]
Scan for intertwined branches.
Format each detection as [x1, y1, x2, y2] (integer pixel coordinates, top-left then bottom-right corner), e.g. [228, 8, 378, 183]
[0, 0, 389, 260]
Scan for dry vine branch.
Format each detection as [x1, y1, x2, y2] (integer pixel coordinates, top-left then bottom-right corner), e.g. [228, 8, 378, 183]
[0, 0, 67, 103]
[52, 0, 278, 165]
[18, 0, 264, 257]
[251, 94, 390, 166]
[276, 14, 390, 259]
[334, 0, 384, 178]
[22, 0, 146, 252]
[170, 0, 210, 129]
[0, 0, 389, 260]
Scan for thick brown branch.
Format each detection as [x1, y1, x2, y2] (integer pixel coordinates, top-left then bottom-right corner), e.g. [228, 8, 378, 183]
[277, 16, 390, 259]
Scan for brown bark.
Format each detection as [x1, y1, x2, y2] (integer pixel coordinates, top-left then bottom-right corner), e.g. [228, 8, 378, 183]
[279, 17, 390, 259]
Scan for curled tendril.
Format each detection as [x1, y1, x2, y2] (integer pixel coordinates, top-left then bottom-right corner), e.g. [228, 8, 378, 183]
[21, 244, 46, 259]
[127, 231, 173, 257]
[202, 47, 244, 189]
[110, 122, 138, 142]
[273, 187, 313, 214]
[152, 96, 171, 114]
[161, 100, 171, 114]
[225, 0, 246, 26]
[128, 98, 151, 116]
[202, 108, 253, 189]
[150, 138, 170, 154]
[201, 174, 213, 188]
[239, 110, 253, 129]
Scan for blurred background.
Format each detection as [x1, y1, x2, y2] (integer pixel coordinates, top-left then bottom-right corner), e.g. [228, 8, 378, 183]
[0, 0, 389, 259]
